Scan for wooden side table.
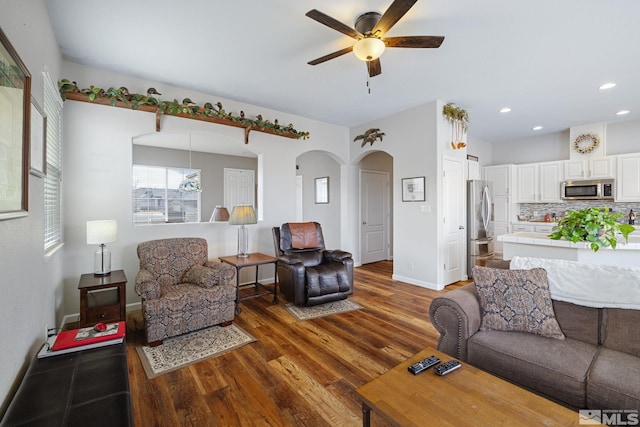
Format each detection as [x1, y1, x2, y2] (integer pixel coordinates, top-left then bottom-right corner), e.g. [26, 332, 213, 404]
[219, 253, 278, 314]
[78, 270, 127, 327]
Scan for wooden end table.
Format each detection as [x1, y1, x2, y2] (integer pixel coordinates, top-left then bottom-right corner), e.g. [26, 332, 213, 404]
[78, 270, 127, 327]
[219, 253, 278, 315]
[355, 347, 590, 427]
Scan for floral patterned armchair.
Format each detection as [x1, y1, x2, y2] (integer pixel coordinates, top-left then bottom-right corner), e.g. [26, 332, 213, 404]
[135, 238, 236, 346]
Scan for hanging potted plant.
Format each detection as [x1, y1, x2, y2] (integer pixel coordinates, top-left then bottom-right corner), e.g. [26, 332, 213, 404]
[442, 103, 469, 149]
[548, 207, 635, 252]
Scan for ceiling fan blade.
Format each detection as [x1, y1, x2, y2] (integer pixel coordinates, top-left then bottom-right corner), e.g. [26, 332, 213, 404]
[308, 46, 354, 65]
[306, 9, 363, 39]
[367, 59, 382, 77]
[373, 0, 418, 36]
[384, 35, 445, 48]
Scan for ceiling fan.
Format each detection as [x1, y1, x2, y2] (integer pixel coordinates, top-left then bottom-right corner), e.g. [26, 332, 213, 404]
[306, 0, 444, 78]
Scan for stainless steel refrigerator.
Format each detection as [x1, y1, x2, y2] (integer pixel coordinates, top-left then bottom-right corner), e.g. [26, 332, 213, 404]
[467, 180, 494, 278]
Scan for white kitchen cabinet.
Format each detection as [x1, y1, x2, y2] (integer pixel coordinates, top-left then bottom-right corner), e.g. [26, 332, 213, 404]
[591, 158, 616, 178]
[516, 164, 538, 202]
[534, 224, 555, 233]
[512, 224, 533, 232]
[539, 162, 563, 202]
[564, 157, 615, 180]
[564, 160, 587, 180]
[483, 164, 514, 196]
[516, 161, 563, 203]
[616, 154, 640, 202]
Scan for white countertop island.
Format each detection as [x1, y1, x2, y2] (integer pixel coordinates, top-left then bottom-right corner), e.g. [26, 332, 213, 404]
[498, 232, 640, 268]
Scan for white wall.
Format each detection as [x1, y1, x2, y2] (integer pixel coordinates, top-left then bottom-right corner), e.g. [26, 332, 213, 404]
[488, 119, 640, 165]
[467, 135, 493, 167]
[491, 130, 570, 165]
[295, 151, 341, 248]
[350, 101, 441, 287]
[0, 0, 63, 414]
[60, 61, 350, 317]
[605, 119, 640, 155]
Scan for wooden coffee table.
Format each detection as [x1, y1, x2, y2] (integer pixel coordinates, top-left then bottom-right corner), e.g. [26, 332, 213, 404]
[356, 347, 589, 427]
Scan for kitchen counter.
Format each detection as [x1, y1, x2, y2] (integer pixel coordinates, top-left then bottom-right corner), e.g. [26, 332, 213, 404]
[498, 232, 640, 268]
[511, 221, 640, 229]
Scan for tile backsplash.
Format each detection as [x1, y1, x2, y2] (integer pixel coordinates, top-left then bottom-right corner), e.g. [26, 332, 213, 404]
[518, 201, 640, 223]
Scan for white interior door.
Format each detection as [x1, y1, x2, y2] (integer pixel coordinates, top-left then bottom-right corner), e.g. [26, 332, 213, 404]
[224, 168, 255, 210]
[442, 157, 465, 284]
[360, 170, 389, 264]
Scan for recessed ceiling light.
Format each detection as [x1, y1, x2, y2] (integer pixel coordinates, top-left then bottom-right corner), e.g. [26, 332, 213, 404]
[532, 126, 543, 131]
[599, 82, 616, 90]
[616, 110, 630, 116]
[499, 107, 511, 113]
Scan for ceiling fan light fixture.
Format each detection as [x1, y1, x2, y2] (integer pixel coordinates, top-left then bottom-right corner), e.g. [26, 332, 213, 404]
[353, 37, 386, 61]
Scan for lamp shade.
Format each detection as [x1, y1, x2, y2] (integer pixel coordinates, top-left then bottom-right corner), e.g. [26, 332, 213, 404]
[353, 37, 386, 61]
[228, 205, 257, 225]
[210, 206, 230, 222]
[86, 220, 118, 244]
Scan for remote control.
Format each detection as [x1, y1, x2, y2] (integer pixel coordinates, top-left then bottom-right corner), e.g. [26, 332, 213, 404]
[434, 360, 462, 376]
[408, 355, 441, 375]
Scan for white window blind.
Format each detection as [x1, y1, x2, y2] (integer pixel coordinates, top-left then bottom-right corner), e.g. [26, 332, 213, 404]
[132, 165, 201, 224]
[43, 72, 63, 252]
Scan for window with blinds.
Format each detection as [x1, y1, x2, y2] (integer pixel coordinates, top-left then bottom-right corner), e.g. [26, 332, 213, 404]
[43, 72, 63, 253]
[132, 165, 201, 224]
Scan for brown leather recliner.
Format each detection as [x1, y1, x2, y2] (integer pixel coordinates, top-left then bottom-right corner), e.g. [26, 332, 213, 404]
[272, 222, 353, 306]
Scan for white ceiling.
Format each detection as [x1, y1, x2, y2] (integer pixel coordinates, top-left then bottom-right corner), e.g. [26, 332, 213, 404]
[45, 0, 640, 143]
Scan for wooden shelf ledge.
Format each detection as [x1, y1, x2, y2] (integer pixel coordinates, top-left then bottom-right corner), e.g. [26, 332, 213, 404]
[64, 92, 303, 143]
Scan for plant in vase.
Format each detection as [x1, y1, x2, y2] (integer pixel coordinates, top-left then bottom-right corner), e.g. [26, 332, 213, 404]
[548, 207, 635, 252]
[442, 103, 469, 149]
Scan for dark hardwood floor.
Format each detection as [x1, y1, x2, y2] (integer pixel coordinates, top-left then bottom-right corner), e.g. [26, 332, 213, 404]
[125, 261, 464, 426]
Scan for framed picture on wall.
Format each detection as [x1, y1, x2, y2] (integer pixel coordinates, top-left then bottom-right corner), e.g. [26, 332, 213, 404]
[402, 176, 425, 202]
[0, 27, 32, 220]
[315, 176, 329, 204]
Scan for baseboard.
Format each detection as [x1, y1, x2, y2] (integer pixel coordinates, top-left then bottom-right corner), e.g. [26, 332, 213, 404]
[391, 274, 444, 291]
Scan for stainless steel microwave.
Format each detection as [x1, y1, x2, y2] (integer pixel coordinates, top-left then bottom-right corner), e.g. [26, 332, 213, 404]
[561, 179, 615, 201]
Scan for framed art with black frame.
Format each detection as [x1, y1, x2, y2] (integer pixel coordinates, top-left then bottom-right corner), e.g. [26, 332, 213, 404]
[402, 176, 425, 202]
[0, 27, 31, 220]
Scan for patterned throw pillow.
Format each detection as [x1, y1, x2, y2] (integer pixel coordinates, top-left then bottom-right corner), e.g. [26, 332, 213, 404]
[472, 266, 565, 340]
[182, 265, 220, 289]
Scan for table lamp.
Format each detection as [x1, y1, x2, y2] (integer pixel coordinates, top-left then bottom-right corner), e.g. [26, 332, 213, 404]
[228, 205, 256, 257]
[86, 220, 118, 275]
[210, 206, 230, 222]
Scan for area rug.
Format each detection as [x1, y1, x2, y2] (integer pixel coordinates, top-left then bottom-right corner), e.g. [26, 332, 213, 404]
[136, 324, 256, 379]
[285, 299, 363, 321]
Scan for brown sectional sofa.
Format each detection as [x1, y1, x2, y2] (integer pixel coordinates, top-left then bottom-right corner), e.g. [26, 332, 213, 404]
[429, 260, 640, 411]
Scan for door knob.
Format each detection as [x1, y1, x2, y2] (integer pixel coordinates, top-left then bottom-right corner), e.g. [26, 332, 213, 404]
[459, 225, 465, 230]
[362, 221, 367, 225]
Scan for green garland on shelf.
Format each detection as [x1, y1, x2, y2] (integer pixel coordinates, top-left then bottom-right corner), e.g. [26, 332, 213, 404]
[58, 79, 310, 140]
